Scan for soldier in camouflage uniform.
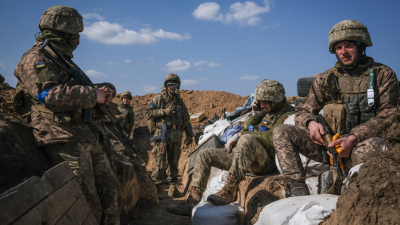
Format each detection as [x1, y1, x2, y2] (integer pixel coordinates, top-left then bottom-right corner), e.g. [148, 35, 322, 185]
[146, 74, 194, 198]
[116, 91, 135, 136]
[166, 80, 295, 216]
[273, 20, 400, 197]
[13, 6, 121, 224]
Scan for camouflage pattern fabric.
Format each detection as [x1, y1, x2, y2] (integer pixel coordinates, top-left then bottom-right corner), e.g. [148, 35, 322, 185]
[255, 79, 286, 102]
[92, 145, 121, 225]
[117, 103, 135, 136]
[44, 143, 103, 223]
[151, 141, 182, 185]
[295, 58, 399, 143]
[191, 135, 275, 192]
[273, 124, 385, 182]
[39, 5, 83, 34]
[14, 42, 98, 146]
[328, 20, 372, 53]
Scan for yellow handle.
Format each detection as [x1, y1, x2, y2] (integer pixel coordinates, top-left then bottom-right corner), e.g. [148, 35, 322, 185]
[332, 133, 343, 154]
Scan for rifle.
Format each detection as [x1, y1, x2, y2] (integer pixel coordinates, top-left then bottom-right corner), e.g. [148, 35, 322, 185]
[316, 115, 345, 181]
[157, 117, 168, 172]
[39, 39, 139, 155]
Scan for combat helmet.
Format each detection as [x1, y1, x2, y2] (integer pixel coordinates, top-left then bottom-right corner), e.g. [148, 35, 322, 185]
[120, 91, 133, 100]
[255, 79, 285, 102]
[39, 5, 83, 34]
[164, 73, 181, 89]
[328, 20, 372, 54]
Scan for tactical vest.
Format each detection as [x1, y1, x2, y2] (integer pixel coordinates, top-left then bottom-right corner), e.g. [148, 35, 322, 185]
[13, 43, 89, 124]
[320, 64, 379, 134]
[160, 92, 184, 130]
[262, 104, 295, 130]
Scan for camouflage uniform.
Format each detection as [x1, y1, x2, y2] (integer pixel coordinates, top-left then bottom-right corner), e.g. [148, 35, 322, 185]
[273, 20, 400, 183]
[117, 101, 135, 136]
[191, 103, 294, 192]
[13, 6, 120, 224]
[146, 80, 193, 186]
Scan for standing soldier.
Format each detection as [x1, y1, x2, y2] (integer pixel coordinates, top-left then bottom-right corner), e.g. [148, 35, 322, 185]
[13, 6, 120, 224]
[146, 73, 194, 198]
[273, 20, 399, 197]
[166, 79, 295, 216]
[116, 91, 135, 136]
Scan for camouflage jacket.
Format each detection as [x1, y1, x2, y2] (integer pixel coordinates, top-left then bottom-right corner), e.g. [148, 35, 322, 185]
[117, 103, 135, 136]
[296, 57, 399, 143]
[13, 42, 98, 146]
[145, 91, 193, 142]
[242, 103, 294, 155]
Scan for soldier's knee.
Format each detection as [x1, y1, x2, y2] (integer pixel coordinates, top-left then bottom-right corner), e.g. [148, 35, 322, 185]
[197, 148, 213, 162]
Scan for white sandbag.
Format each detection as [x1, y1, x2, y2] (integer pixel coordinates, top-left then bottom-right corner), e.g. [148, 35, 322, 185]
[202, 167, 229, 200]
[282, 200, 334, 225]
[192, 200, 244, 225]
[200, 119, 231, 145]
[254, 194, 338, 225]
[341, 163, 363, 192]
[305, 176, 319, 195]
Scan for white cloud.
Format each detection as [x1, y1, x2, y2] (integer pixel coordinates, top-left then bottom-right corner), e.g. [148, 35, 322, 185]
[261, 21, 280, 30]
[194, 60, 208, 66]
[199, 77, 208, 81]
[164, 59, 191, 72]
[181, 79, 200, 86]
[143, 84, 157, 93]
[197, 67, 204, 71]
[192, 0, 272, 26]
[82, 21, 191, 45]
[124, 60, 132, 64]
[85, 69, 107, 78]
[240, 75, 260, 81]
[106, 61, 117, 65]
[208, 62, 221, 67]
[82, 13, 104, 21]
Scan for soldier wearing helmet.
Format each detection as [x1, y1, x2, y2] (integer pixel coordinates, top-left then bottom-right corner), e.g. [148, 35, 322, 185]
[146, 73, 194, 199]
[273, 20, 399, 197]
[13, 6, 120, 224]
[116, 91, 135, 136]
[166, 79, 294, 216]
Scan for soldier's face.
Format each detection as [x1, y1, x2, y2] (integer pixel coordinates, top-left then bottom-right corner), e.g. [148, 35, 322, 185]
[122, 98, 130, 105]
[168, 85, 177, 94]
[259, 101, 272, 112]
[335, 41, 358, 66]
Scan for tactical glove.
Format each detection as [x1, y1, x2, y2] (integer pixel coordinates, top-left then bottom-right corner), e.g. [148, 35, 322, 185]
[251, 100, 263, 118]
[225, 133, 240, 153]
[184, 136, 193, 146]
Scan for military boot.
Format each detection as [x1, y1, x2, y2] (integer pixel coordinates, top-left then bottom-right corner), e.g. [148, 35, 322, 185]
[285, 179, 310, 197]
[207, 175, 239, 205]
[166, 187, 202, 217]
[168, 183, 176, 197]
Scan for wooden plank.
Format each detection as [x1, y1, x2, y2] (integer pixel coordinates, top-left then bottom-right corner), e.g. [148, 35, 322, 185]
[55, 194, 92, 225]
[15, 177, 82, 225]
[0, 176, 48, 224]
[82, 211, 99, 225]
[41, 162, 75, 194]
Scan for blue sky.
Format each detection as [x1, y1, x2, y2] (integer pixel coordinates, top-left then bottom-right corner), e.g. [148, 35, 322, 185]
[0, 0, 399, 97]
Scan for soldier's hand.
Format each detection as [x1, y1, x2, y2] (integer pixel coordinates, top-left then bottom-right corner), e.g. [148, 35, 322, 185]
[115, 115, 120, 119]
[95, 86, 115, 105]
[308, 121, 325, 146]
[164, 105, 172, 116]
[328, 135, 357, 161]
[184, 136, 193, 146]
[224, 133, 240, 154]
[251, 100, 263, 118]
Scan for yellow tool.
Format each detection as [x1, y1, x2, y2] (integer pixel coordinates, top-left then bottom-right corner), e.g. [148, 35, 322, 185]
[331, 133, 344, 169]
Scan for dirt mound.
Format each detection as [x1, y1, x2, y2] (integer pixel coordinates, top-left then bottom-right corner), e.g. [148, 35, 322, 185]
[323, 106, 400, 225]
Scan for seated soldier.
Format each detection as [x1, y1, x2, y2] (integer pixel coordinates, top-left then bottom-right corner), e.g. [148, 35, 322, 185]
[273, 20, 399, 197]
[166, 79, 295, 216]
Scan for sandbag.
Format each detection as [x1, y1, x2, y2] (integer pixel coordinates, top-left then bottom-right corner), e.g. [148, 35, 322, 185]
[192, 200, 244, 225]
[254, 194, 338, 225]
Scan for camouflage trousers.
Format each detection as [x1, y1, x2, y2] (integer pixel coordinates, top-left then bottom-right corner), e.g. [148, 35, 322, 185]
[151, 141, 182, 185]
[273, 124, 385, 182]
[191, 134, 276, 192]
[44, 142, 120, 225]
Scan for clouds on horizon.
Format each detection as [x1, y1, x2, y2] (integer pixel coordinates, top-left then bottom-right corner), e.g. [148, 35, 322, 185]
[142, 84, 157, 93]
[193, 60, 222, 68]
[240, 75, 259, 81]
[82, 19, 192, 45]
[85, 69, 107, 78]
[164, 59, 191, 72]
[192, 0, 272, 26]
